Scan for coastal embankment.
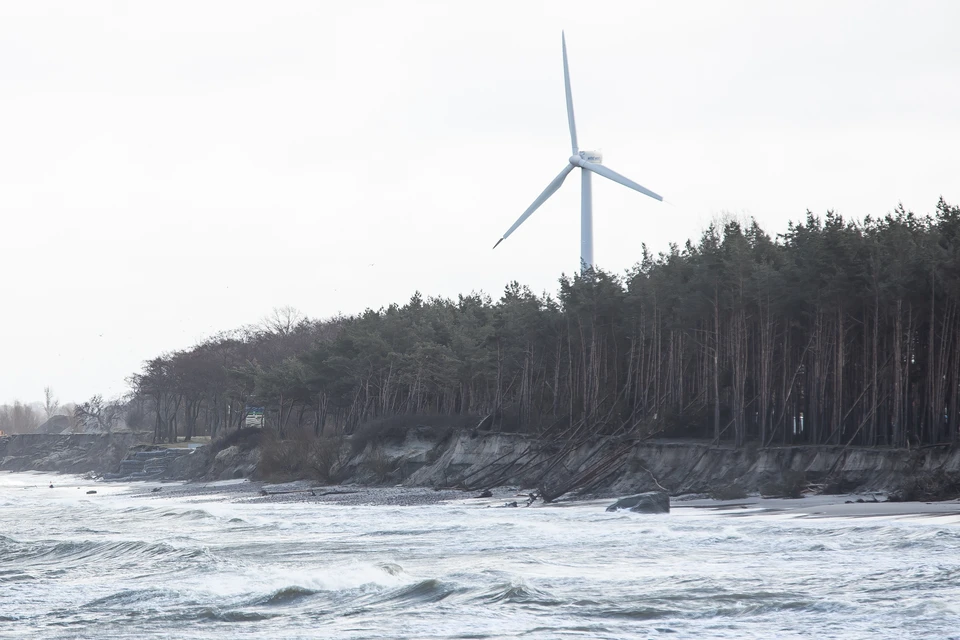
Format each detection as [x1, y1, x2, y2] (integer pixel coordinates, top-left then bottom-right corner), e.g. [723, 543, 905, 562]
[0, 432, 151, 475]
[6, 427, 954, 501]
[353, 430, 960, 499]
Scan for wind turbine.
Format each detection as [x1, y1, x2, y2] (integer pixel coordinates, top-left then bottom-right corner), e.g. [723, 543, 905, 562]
[492, 32, 663, 270]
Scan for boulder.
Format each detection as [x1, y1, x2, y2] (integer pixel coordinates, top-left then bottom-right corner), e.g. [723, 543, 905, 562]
[164, 446, 211, 480]
[209, 445, 259, 480]
[605, 491, 670, 514]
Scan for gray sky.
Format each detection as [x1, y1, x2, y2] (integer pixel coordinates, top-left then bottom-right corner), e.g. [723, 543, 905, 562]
[2, 0, 958, 405]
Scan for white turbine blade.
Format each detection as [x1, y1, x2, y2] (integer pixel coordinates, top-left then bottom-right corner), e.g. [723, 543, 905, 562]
[494, 164, 575, 248]
[562, 31, 578, 154]
[581, 161, 663, 202]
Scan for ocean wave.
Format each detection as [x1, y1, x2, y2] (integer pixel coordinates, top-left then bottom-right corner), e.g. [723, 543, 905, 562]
[87, 584, 319, 613]
[189, 607, 277, 622]
[859, 565, 960, 593]
[372, 578, 462, 605]
[2, 538, 203, 569]
[83, 592, 280, 623]
[891, 527, 960, 549]
[473, 580, 561, 606]
[0, 568, 35, 583]
[247, 585, 320, 607]
[359, 525, 468, 537]
[593, 606, 675, 620]
[696, 598, 847, 618]
[377, 562, 404, 576]
[158, 508, 217, 521]
[85, 587, 176, 608]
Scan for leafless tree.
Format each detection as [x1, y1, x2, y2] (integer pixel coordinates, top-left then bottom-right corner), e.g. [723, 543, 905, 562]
[74, 395, 124, 433]
[261, 306, 306, 337]
[43, 386, 60, 419]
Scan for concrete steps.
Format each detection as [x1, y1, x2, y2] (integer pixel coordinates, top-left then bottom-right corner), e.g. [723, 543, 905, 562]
[104, 447, 194, 480]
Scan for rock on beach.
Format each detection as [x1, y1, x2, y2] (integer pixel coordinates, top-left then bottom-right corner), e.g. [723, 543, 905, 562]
[606, 491, 670, 514]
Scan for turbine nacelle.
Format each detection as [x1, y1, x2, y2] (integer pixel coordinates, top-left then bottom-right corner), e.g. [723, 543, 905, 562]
[570, 150, 603, 168]
[579, 150, 602, 164]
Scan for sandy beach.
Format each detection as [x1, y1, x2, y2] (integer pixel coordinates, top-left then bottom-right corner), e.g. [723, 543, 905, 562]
[105, 475, 960, 523]
[674, 493, 960, 520]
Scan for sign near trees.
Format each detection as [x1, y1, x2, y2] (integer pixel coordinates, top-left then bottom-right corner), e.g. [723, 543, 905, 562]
[245, 406, 264, 428]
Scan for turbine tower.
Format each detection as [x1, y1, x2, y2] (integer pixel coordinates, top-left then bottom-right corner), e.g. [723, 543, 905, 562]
[493, 32, 663, 270]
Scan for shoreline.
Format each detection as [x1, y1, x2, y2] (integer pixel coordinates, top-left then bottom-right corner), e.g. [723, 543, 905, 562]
[140, 479, 960, 521]
[7, 468, 960, 522]
[7, 431, 960, 511]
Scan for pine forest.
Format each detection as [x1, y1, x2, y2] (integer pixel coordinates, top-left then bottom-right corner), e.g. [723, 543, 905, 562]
[130, 199, 960, 450]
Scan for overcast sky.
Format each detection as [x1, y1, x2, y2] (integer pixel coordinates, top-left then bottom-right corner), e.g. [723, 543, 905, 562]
[2, 0, 958, 405]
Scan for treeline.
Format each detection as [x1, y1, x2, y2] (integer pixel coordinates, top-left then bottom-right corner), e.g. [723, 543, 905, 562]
[0, 388, 73, 434]
[0, 402, 44, 434]
[130, 199, 960, 449]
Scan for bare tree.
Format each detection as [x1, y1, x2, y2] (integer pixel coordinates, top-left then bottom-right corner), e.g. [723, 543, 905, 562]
[261, 306, 305, 337]
[74, 395, 124, 433]
[43, 386, 60, 419]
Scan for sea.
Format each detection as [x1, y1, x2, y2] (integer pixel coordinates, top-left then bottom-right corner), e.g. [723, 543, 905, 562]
[2, 472, 960, 639]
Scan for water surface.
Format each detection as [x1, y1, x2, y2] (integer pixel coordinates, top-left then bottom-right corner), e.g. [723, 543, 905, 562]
[2, 472, 959, 639]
